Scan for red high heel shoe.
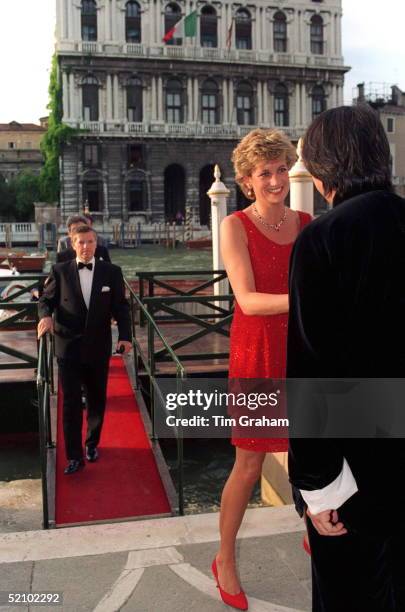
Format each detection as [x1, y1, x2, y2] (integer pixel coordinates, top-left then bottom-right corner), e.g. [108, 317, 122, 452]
[303, 536, 311, 556]
[211, 558, 248, 611]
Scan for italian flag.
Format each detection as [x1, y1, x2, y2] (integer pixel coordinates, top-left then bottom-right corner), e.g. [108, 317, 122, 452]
[163, 10, 197, 43]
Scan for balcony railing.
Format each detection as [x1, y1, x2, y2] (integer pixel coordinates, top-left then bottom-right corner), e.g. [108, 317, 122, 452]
[56, 41, 345, 69]
[66, 120, 306, 141]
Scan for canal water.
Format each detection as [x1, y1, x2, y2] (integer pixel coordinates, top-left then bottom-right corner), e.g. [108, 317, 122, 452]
[2, 245, 262, 518]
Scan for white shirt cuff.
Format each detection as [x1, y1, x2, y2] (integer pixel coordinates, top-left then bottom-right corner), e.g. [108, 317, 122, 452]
[299, 458, 358, 515]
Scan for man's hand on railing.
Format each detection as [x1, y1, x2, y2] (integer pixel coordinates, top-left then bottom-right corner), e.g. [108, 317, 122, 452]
[115, 340, 132, 355]
[37, 316, 53, 339]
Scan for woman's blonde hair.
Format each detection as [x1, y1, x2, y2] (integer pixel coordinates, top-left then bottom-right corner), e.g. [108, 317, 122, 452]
[232, 129, 297, 198]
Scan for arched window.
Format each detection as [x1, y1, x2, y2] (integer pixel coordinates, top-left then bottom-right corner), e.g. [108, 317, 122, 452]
[312, 85, 326, 118]
[201, 79, 219, 124]
[165, 79, 183, 123]
[126, 1, 141, 43]
[274, 83, 289, 127]
[127, 77, 143, 122]
[235, 8, 252, 50]
[164, 164, 185, 221]
[128, 177, 145, 211]
[164, 3, 182, 45]
[81, 0, 97, 41]
[273, 11, 287, 53]
[310, 15, 324, 54]
[83, 172, 103, 211]
[199, 164, 221, 225]
[200, 6, 217, 48]
[236, 81, 254, 125]
[82, 75, 99, 121]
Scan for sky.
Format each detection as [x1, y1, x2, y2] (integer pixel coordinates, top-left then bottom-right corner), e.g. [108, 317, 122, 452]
[0, 0, 404, 123]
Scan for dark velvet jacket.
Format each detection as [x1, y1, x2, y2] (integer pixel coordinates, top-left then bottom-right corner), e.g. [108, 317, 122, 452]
[38, 259, 131, 363]
[287, 190, 405, 528]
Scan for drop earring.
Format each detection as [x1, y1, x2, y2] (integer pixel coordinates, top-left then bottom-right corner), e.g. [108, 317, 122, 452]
[247, 186, 254, 198]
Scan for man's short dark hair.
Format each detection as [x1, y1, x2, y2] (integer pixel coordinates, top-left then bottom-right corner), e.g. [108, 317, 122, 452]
[67, 215, 88, 230]
[71, 224, 97, 239]
[83, 212, 94, 225]
[302, 104, 394, 206]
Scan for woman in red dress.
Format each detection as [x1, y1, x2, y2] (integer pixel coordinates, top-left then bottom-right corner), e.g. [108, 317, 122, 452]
[212, 129, 312, 610]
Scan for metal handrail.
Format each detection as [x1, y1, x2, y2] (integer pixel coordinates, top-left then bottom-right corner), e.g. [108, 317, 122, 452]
[36, 333, 54, 529]
[124, 278, 186, 514]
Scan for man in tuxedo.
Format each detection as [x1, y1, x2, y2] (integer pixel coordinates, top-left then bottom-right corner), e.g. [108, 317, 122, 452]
[287, 105, 405, 610]
[38, 225, 131, 475]
[57, 214, 111, 263]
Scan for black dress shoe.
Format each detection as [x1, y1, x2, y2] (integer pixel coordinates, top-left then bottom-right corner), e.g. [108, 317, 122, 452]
[64, 459, 85, 475]
[86, 446, 98, 462]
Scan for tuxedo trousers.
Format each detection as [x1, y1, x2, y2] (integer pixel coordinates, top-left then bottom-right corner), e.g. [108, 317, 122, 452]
[307, 516, 405, 612]
[58, 357, 110, 460]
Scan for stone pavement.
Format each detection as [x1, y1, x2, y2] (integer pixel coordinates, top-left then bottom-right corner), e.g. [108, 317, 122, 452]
[0, 505, 311, 612]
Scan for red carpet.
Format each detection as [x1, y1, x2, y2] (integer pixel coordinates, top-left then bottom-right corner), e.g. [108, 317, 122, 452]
[55, 357, 171, 526]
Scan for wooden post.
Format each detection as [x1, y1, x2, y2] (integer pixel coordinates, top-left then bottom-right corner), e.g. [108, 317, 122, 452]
[207, 164, 230, 301]
[289, 138, 314, 216]
[172, 221, 176, 249]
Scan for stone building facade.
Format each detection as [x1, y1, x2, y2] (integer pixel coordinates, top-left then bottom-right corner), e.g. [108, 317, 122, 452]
[56, 0, 348, 225]
[0, 121, 46, 181]
[354, 83, 405, 198]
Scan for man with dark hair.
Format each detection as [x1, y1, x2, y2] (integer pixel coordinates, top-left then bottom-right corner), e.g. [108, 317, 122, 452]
[287, 105, 405, 610]
[38, 225, 131, 475]
[57, 214, 111, 263]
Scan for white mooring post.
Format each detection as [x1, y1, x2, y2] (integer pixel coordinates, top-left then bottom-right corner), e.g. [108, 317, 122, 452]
[207, 164, 230, 301]
[289, 138, 314, 216]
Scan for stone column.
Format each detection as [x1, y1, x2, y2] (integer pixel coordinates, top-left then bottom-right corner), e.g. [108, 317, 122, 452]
[157, 75, 163, 121]
[111, 0, 117, 42]
[98, 85, 104, 123]
[69, 73, 77, 122]
[68, 0, 74, 40]
[156, 0, 161, 43]
[186, 77, 192, 122]
[229, 79, 234, 123]
[57, 0, 64, 40]
[301, 83, 307, 126]
[263, 82, 269, 125]
[113, 74, 119, 120]
[337, 13, 342, 56]
[106, 74, 113, 120]
[105, 0, 111, 40]
[289, 139, 314, 216]
[142, 86, 147, 122]
[194, 77, 199, 122]
[295, 82, 301, 126]
[151, 76, 157, 121]
[262, 8, 268, 51]
[257, 81, 263, 125]
[255, 8, 261, 50]
[222, 79, 228, 123]
[207, 165, 230, 299]
[62, 72, 69, 120]
[221, 4, 227, 49]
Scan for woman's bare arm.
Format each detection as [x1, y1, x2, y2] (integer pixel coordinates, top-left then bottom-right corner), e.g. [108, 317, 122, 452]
[220, 215, 289, 316]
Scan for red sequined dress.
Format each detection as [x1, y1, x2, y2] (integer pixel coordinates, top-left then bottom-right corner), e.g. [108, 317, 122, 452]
[229, 209, 312, 452]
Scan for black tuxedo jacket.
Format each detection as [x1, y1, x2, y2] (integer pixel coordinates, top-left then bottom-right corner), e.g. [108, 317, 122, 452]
[56, 244, 111, 264]
[38, 259, 131, 363]
[287, 190, 405, 529]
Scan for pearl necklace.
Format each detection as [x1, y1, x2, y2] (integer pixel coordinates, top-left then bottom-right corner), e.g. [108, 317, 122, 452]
[252, 205, 287, 232]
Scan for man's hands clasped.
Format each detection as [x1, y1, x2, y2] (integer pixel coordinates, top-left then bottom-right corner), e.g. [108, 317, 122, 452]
[307, 508, 348, 537]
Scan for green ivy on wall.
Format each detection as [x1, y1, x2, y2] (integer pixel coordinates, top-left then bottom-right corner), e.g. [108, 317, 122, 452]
[39, 54, 76, 203]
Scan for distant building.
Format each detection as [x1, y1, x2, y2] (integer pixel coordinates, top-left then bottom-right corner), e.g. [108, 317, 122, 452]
[354, 83, 405, 198]
[0, 121, 46, 181]
[55, 0, 349, 225]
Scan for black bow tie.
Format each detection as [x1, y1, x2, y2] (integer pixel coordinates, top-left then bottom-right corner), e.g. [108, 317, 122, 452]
[77, 262, 93, 271]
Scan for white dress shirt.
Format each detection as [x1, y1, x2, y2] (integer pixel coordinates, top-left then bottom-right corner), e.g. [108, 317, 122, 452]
[76, 257, 95, 309]
[300, 457, 358, 515]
